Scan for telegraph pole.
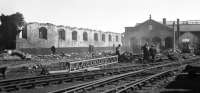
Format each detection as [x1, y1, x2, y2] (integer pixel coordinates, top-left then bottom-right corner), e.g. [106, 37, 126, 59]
[177, 19, 180, 49]
[173, 21, 176, 52]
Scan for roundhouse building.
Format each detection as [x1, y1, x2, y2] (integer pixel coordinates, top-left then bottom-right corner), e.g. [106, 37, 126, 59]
[124, 17, 174, 53]
[124, 17, 200, 53]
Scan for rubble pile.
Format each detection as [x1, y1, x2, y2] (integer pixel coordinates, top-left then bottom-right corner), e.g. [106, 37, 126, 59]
[0, 50, 32, 61]
[161, 49, 196, 61]
[119, 51, 136, 63]
[118, 48, 197, 63]
[34, 51, 115, 62]
[160, 49, 183, 61]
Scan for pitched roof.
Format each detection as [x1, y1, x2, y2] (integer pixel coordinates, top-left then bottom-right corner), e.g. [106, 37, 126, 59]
[133, 19, 172, 30]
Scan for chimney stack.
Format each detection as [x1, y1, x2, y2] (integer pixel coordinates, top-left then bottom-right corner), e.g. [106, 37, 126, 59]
[163, 18, 166, 25]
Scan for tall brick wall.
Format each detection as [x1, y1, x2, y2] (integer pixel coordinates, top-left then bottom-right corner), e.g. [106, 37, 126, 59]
[16, 22, 122, 49]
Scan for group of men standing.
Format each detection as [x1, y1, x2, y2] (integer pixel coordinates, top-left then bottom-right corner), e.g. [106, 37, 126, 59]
[115, 43, 157, 62]
[50, 43, 157, 63]
[141, 43, 157, 62]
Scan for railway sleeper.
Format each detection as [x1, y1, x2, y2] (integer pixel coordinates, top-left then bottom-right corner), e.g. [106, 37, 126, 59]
[0, 82, 12, 86]
[123, 87, 134, 93]
[113, 71, 121, 75]
[75, 88, 87, 93]
[126, 68, 135, 72]
[129, 86, 138, 92]
[93, 74, 105, 78]
[19, 83, 35, 89]
[71, 72, 84, 77]
[93, 71, 105, 75]
[112, 69, 120, 73]
[141, 72, 177, 91]
[106, 81, 117, 86]
[115, 86, 126, 91]
[0, 80, 27, 86]
[138, 72, 155, 76]
[84, 75, 95, 80]
[98, 83, 106, 88]
[141, 82, 152, 88]
[36, 77, 52, 81]
[111, 80, 120, 86]
[3, 85, 19, 92]
[49, 80, 63, 85]
[85, 86, 94, 91]
[94, 88, 106, 93]
[92, 70, 104, 74]
[27, 79, 36, 83]
[142, 79, 168, 90]
[74, 76, 85, 81]
[52, 74, 67, 78]
[134, 84, 142, 90]
[119, 70, 129, 73]
[35, 82, 49, 88]
[138, 81, 149, 87]
[63, 78, 73, 83]
[92, 83, 104, 89]
[105, 72, 114, 75]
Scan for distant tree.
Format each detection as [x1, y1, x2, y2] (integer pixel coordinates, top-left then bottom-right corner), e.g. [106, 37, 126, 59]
[0, 12, 25, 49]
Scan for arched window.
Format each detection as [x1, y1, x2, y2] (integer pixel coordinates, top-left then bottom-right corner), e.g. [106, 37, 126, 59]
[109, 34, 112, 41]
[116, 36, 119, 42]
[39, 27, 47, 39]
[58, 29, 65, 40]
[94, 33, 98, 41]
[102, 34, 105, 41]
[72, 31, 77, 41]
[83, 32, 88, 41]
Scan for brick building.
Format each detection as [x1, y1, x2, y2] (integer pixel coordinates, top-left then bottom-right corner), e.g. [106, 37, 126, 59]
[124, 17, 200, 53]
[124, 18, 174, 53]
[16, 22, 122, 48]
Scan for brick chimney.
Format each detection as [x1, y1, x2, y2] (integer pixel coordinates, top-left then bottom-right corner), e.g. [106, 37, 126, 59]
[163, 18, 166, 25]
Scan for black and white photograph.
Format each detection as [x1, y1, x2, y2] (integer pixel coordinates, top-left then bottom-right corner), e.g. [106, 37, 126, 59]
[0, 0, 200, 93]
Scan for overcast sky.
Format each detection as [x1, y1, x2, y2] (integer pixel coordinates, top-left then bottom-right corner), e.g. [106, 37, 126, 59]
[0, 0, 200, 33]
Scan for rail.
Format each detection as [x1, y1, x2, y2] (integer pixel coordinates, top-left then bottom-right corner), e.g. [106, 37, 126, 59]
[0, 57, 199, 92]
[49, 62, 183, 93]
[50, 57, 200, 93]
[104, 65, 186, 93]
[0, 58, 167, 92]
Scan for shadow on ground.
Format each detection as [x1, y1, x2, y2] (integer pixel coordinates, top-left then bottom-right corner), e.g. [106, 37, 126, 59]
[160, 73, 200, 93]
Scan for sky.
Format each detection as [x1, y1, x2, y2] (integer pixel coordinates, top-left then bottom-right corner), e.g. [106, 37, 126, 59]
[0, 0, 200, 33]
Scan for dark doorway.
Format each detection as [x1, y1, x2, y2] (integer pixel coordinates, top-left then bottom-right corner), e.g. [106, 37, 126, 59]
[165, 37, 173, 49]
[152, 37, 162, 46]
[130, 37, 140, 53]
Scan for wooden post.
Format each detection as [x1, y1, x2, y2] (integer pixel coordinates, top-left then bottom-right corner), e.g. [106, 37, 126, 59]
[177, 19, 180, 49]
[173, 21, 176, 52]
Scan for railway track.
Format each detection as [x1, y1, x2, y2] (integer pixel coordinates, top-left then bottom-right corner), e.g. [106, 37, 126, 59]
[103, 65, 186, 93]
[0, 61, 172, 92]
[49, 58, 200, 93]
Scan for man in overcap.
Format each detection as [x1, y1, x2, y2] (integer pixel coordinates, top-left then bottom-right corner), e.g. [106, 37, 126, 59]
[142, 43, 150, 62]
